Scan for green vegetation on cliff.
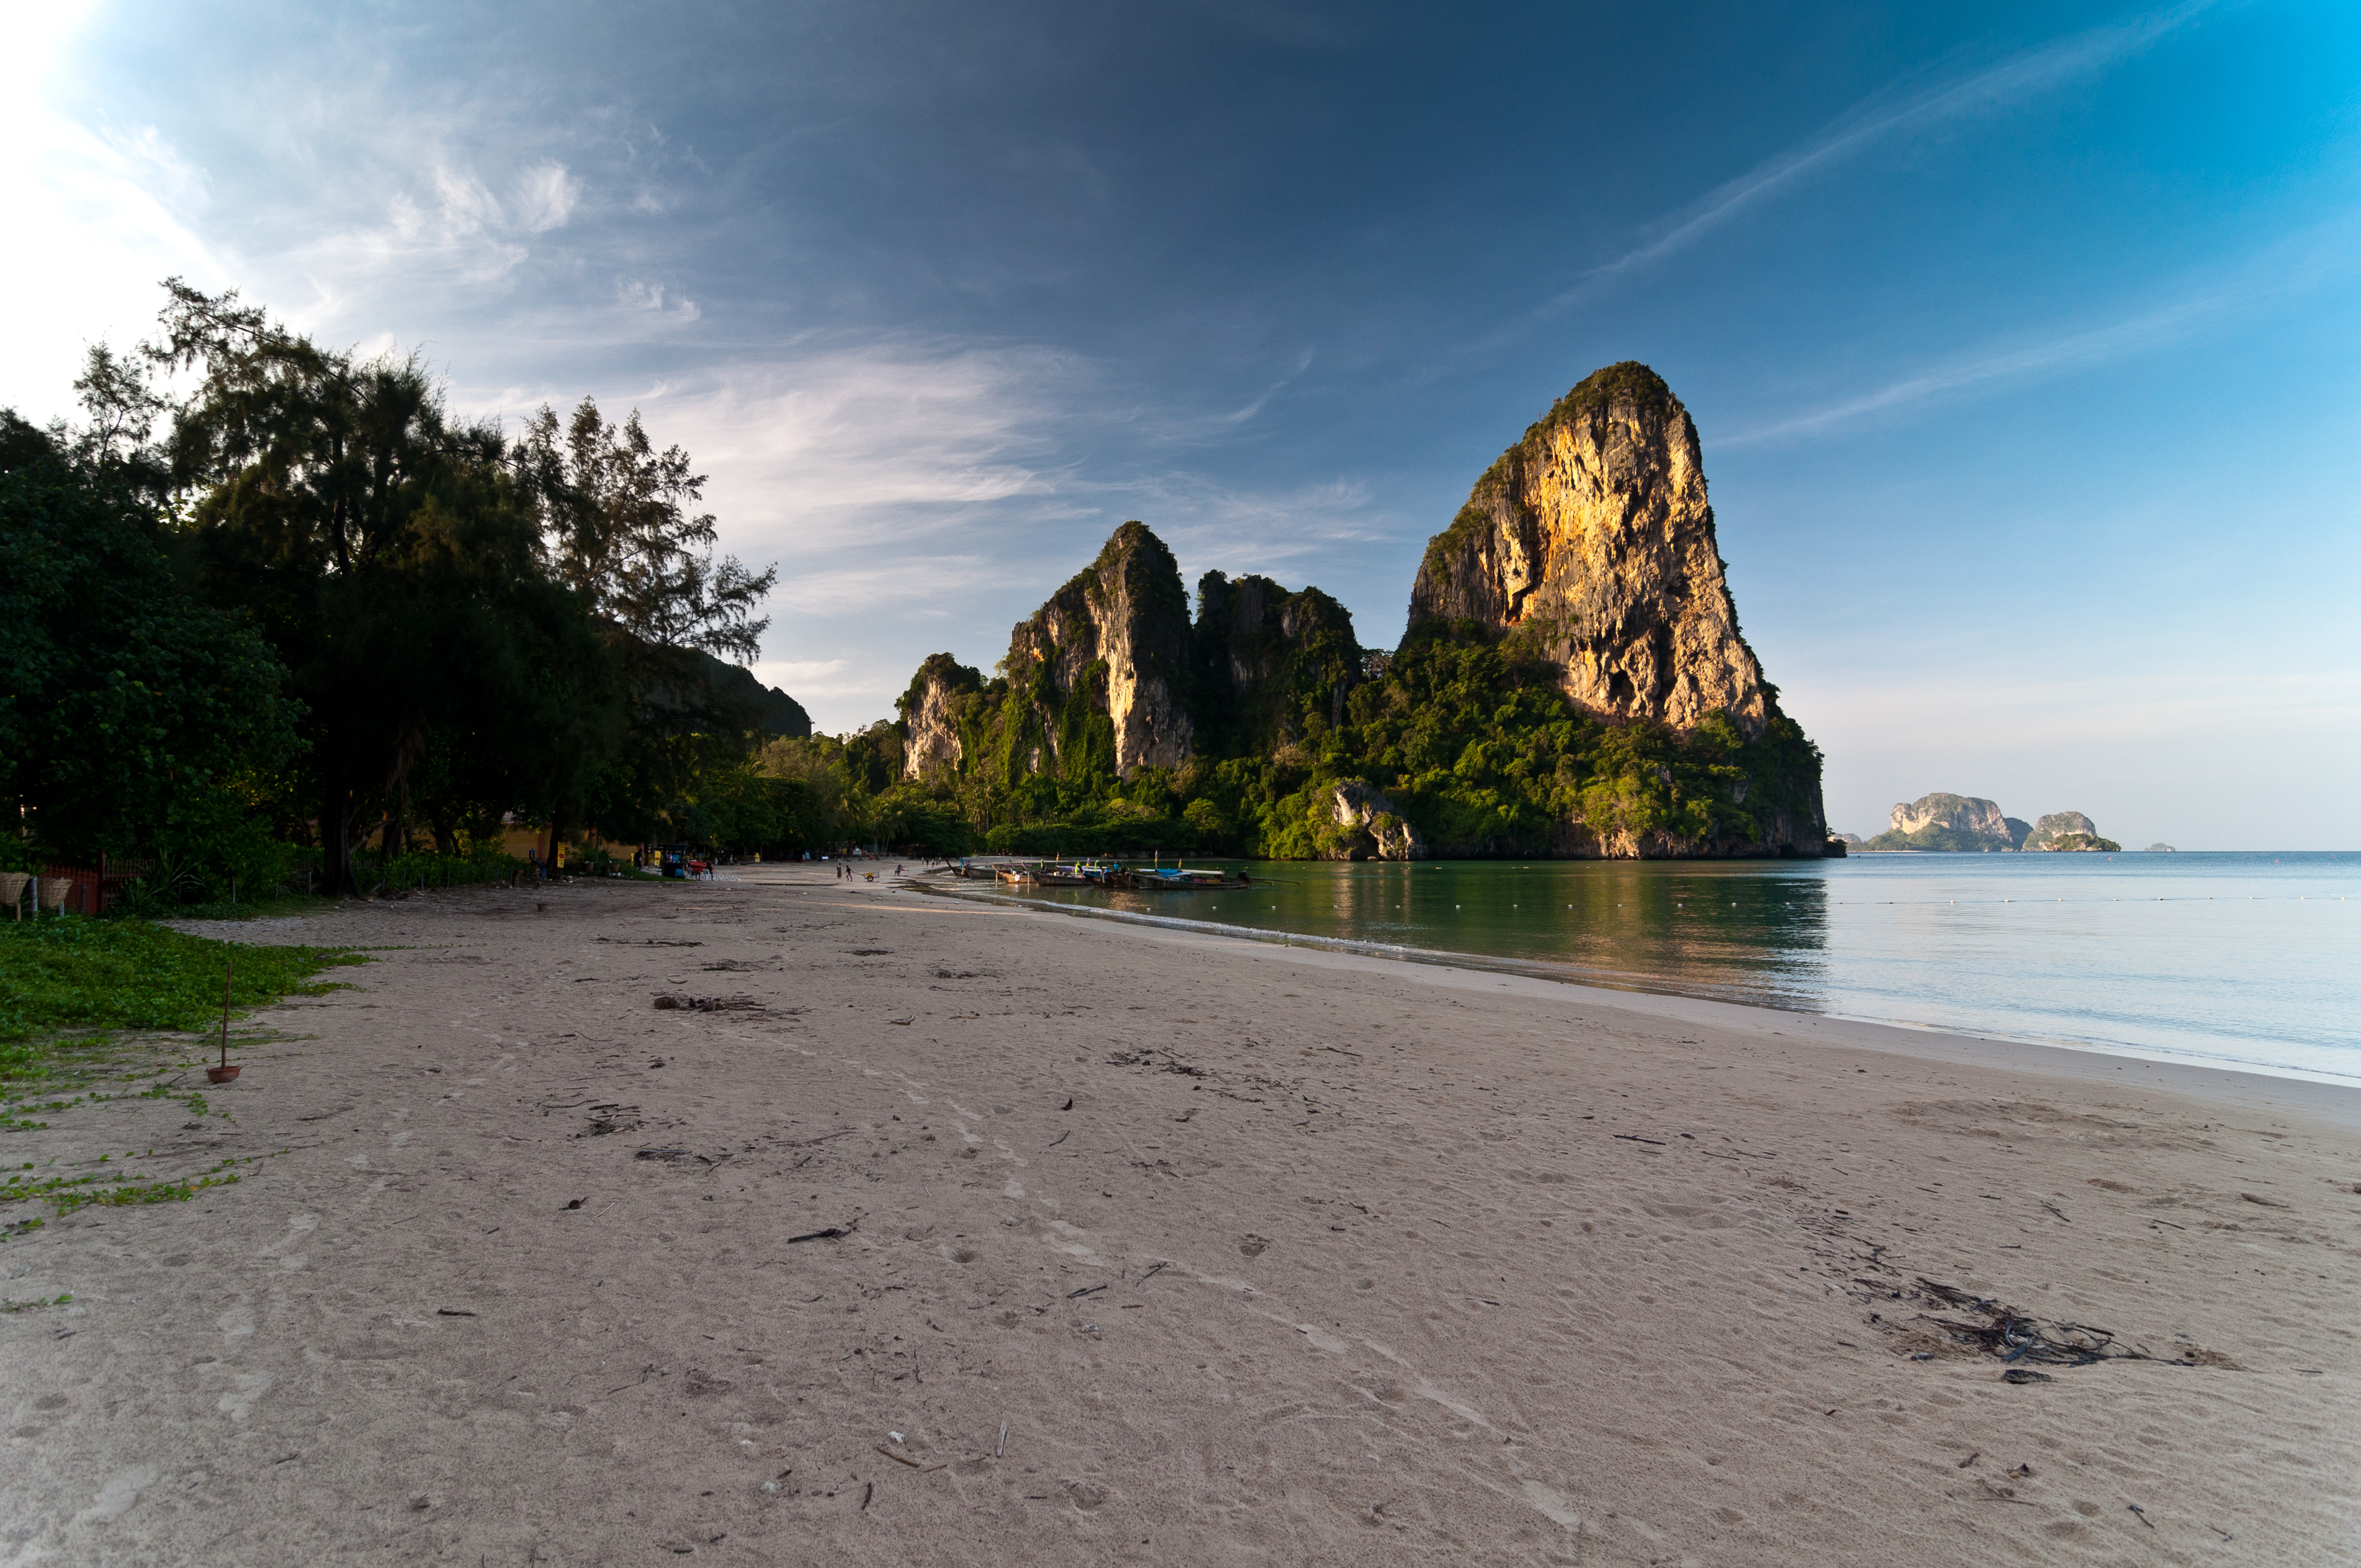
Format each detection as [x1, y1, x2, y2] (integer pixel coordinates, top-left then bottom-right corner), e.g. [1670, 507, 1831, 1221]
[825, 357, 1826, 864]
[851, 611, 1820, 860]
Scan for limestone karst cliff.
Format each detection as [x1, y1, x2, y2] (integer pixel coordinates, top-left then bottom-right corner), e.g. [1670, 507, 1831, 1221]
[1409, 363, 1770, 739]
[2021, 811, 2097, 851]
[898, 653, 982, 779]
[882, 366, 1831, 858]
[1855, 798, 2122, 853]
[1859, 793, 2018, 851]
[1190, 570, 1362, 757]
[1004, 521, 1194, 779]
[1892, 793, 2014, 844]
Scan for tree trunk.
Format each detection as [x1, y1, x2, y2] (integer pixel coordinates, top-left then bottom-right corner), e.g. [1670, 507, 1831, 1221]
[321, 775, 355, 894]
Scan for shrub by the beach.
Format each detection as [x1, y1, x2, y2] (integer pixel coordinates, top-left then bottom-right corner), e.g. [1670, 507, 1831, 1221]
[0, 918, 366, 1061]
[0, 410, 302, 881]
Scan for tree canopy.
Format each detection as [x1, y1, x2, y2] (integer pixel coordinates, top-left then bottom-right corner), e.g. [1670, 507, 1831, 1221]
[1, 280, 793, 894]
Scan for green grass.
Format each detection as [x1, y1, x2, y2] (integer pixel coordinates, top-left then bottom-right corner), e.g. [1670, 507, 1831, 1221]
[2, 1158, 246, 1214]
[0, 916, 367, 1060]
[152, 891, 347, 922]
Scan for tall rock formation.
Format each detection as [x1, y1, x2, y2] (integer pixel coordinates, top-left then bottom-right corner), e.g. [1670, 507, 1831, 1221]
[1003, 522, 1193, 778]
[898, 654, 982, 779]
[1191, 571, 1362, 755]
[1409, 363, 1769, 739]
[885, 368, 1833, 861]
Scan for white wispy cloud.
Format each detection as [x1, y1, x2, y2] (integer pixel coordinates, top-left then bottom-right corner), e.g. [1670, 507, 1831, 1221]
[615, 277, 701, 321]
[644, 340, 1089, 543]
[515, 161, 582, 233]
[1720, 214, 2361, 445]
[1543, 0, 2223, 311]
[298, 160, 584, 290]
[1151, 349, 1317, 443]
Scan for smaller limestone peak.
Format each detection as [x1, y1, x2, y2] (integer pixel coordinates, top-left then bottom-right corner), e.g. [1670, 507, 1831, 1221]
[1003, 521, 1193, 778]
[899, 652, 983, 779]
[2023, 811, 2117, 852]
[1888, 793, 2013, 843]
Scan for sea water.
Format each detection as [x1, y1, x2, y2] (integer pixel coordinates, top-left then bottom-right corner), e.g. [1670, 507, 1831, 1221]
[969, 852, 2359, 1085]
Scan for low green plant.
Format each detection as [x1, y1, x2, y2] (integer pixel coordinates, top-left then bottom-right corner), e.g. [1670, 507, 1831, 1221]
[2, 1158, 244, 1215]
[0, 918, 365, 1057]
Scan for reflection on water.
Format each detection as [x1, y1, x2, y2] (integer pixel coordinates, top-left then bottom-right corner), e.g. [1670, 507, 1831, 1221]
[962, 853, 2359, 1084]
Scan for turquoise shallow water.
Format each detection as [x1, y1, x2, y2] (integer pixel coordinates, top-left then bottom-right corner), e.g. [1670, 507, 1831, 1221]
[960, 852, 2360, 1084]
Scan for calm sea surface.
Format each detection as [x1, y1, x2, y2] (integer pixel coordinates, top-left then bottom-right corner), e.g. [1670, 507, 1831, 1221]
[958, 852, 2359, 1085]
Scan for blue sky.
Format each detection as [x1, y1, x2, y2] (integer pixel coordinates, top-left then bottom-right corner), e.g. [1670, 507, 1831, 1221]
[8, 0, 2358, 846]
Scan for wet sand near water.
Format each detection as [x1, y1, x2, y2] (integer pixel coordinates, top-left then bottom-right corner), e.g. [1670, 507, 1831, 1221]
[4, 862, 2356, 1564]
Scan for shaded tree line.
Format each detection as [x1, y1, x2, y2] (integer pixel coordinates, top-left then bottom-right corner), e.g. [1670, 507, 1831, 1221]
[2, 281, 800, 895]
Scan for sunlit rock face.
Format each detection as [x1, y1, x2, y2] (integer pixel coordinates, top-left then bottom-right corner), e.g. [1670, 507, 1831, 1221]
[1004, 521, 1193, 778]
[1327, 779, 1428, 861]
[900, 653, 979, 779]
[2022, 811, 2103, 851]
[1890, 793, 2016, 845]
[1409, 362, 1770, 740]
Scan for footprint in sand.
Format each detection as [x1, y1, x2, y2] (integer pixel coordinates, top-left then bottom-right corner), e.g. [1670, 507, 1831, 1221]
[217, 1306, 254, 1337]
[71, 1466, 160, 1526]
[217, 1371, 274, 1421]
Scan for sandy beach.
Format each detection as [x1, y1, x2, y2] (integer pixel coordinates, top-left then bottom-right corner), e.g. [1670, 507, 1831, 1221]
[4, 863, 2356, 1565]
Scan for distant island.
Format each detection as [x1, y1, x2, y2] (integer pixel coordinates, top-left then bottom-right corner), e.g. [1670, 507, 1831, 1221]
[858, 363, 1835, 860]
[1851, 794, 2120, 852]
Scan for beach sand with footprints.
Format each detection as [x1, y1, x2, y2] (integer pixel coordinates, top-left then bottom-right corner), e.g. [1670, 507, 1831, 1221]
[4, 862, 2357, 1564]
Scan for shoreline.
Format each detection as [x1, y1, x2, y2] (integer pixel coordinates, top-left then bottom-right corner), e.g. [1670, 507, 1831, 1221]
[923, 877, 2361, 1112]
[7, 863, 2355, 1564]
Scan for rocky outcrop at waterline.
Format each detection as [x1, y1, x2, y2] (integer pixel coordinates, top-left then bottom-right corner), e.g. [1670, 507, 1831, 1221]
[2021, 811, 2101, 851]
[1855, 797, 2122, 852]
[1885, 793, 2017, 849]
[1325, 779, 1428, 861]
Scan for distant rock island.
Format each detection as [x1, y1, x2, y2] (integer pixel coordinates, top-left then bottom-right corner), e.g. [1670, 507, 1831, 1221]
[1854, 794, 2119, 852]
[2021, 811, 2118, 852]
[890, 362, 1831, 859]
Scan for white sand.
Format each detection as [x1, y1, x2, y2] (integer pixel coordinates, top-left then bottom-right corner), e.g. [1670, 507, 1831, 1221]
[4, 863, 2356, 1564]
